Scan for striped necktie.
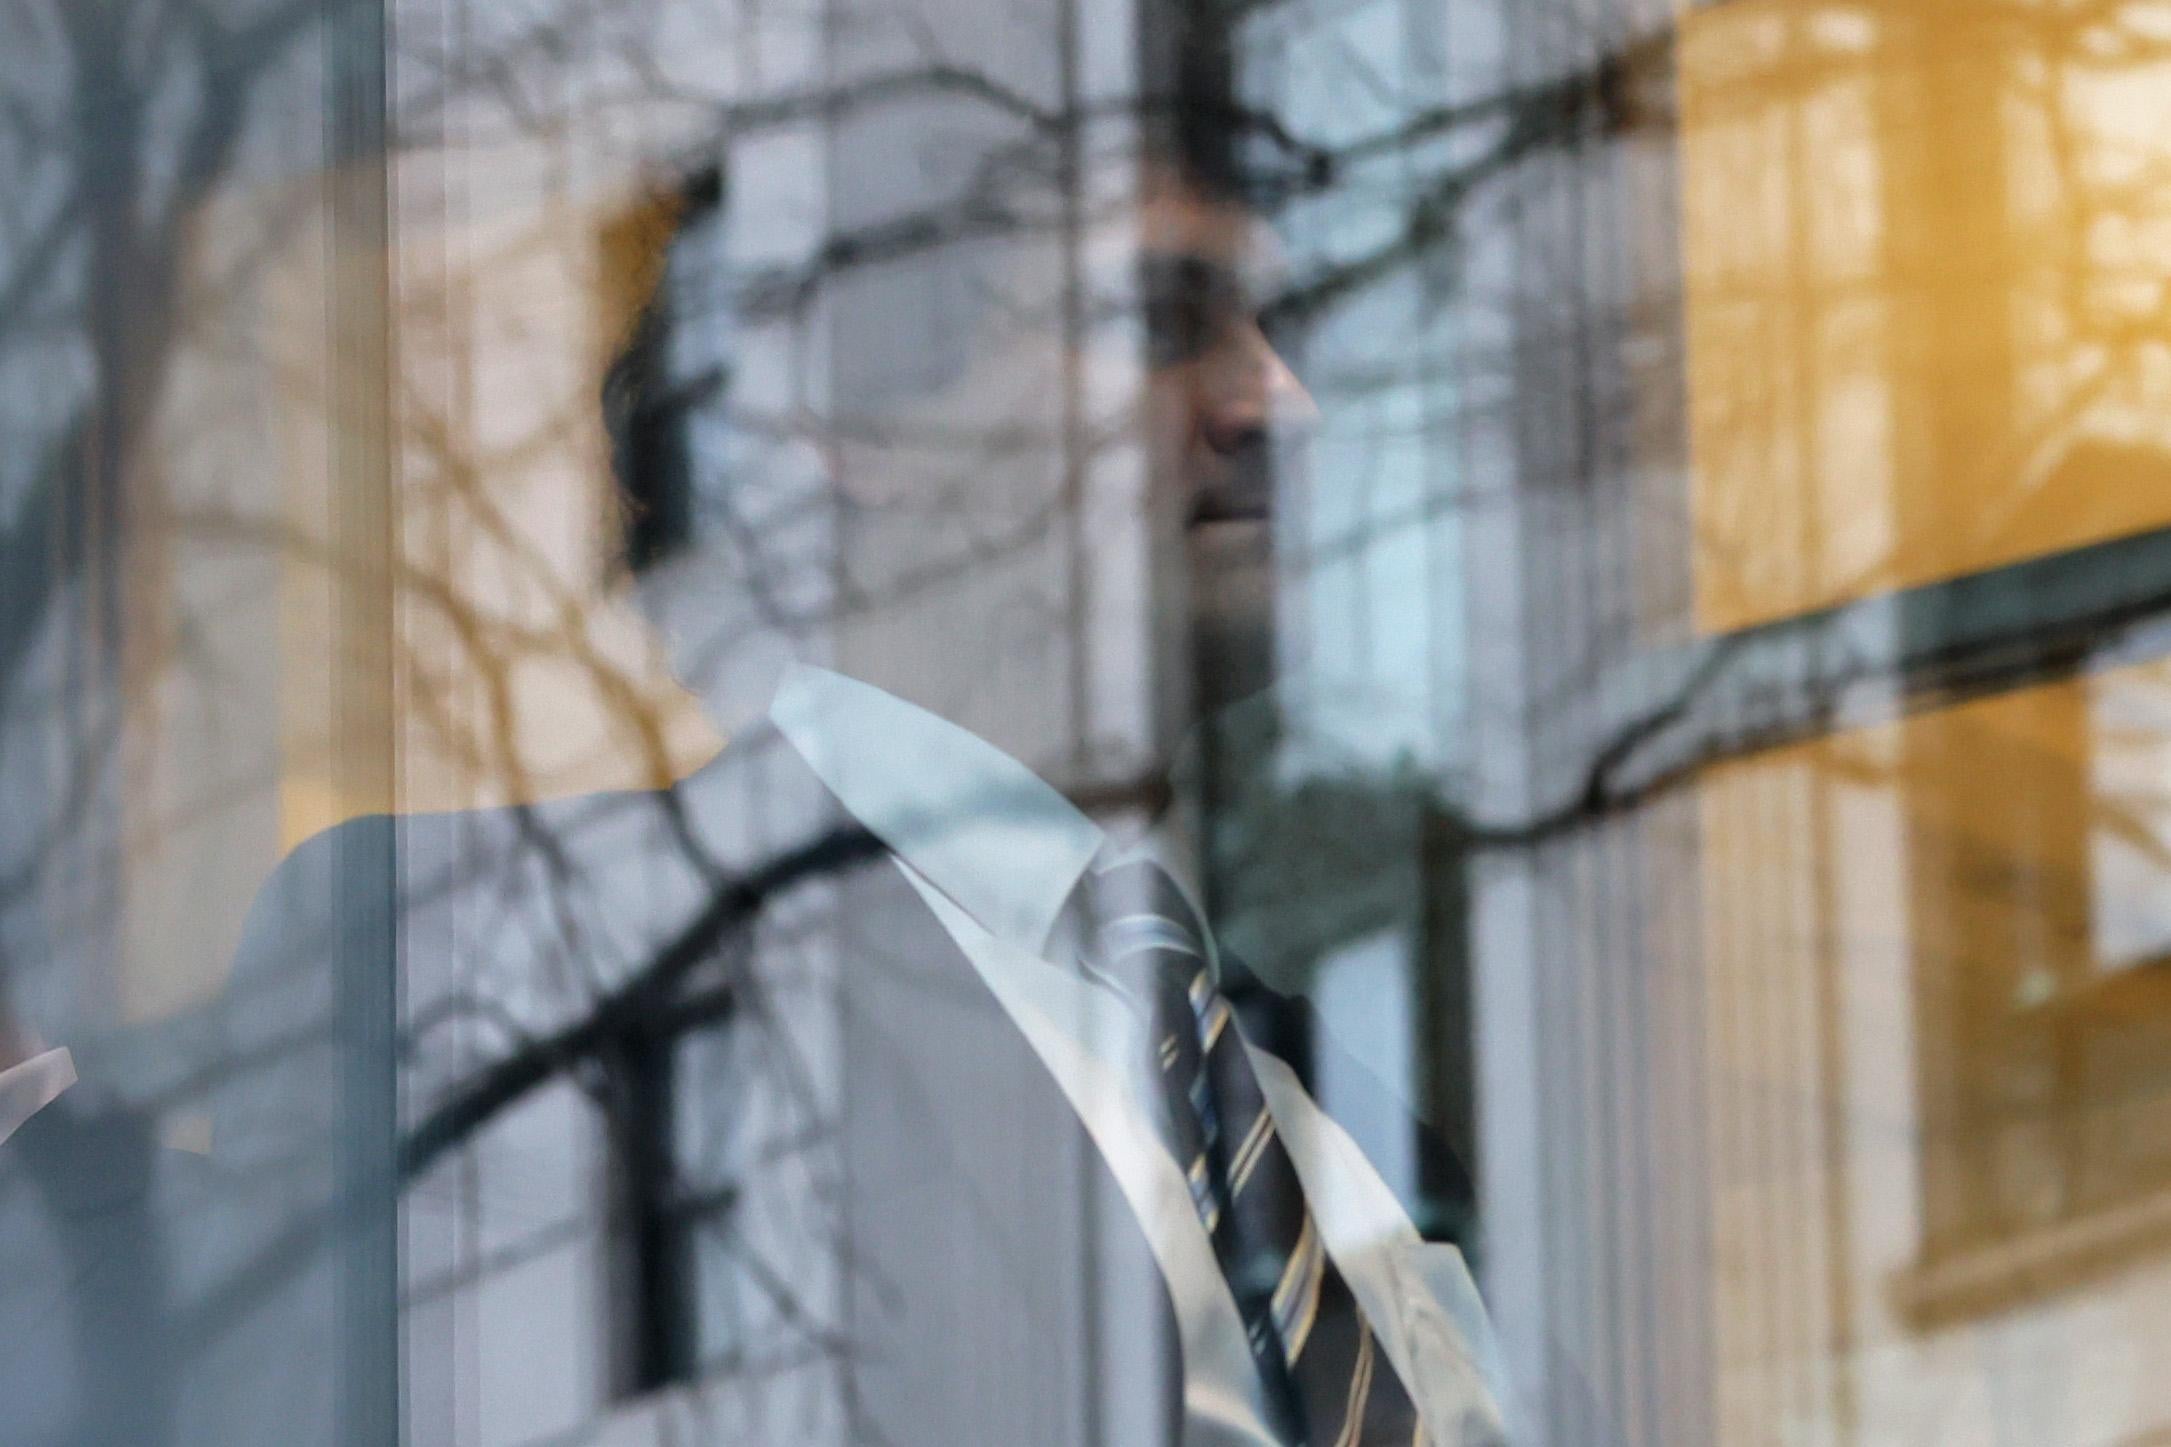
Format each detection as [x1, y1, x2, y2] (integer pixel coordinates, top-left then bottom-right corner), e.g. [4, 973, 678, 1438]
[1086, 856, 1427, 1446]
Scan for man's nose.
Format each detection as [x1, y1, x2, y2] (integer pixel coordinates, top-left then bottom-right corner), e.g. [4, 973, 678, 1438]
[1205, 324, 1318, 446]
[1256, 335, 1319, 431]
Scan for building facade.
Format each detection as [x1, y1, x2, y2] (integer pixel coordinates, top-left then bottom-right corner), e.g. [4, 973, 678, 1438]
[5, 0, 2171, 1442]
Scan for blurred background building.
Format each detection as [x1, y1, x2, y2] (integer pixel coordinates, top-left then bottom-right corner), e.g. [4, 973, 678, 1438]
[4, 0, 2171, 1442]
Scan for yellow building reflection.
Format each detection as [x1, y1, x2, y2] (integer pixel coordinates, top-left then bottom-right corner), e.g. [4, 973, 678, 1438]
[1680, 0, 2171, 633]
[1681, 3, 2171, 1438]
[1700, 663, 2171, 1437]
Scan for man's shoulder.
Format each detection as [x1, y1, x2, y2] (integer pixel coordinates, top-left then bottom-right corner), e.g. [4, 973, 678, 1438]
[238, 722, 836, 964]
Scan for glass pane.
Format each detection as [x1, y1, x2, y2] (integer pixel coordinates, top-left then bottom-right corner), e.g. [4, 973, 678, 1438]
[13, 0, 2171, 1441]
[0, 0, 398, 1440]
[1680, 0, 2171, 630]
[1699, 659, 2171, 1436]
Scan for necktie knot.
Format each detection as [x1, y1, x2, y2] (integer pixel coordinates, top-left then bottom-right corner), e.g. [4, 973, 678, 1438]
[1091, 855, 1210, 956]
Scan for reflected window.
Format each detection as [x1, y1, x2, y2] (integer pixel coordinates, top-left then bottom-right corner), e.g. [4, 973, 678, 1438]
[1679, 0, 2171, 632]
[1901, 667, 2171, 1315]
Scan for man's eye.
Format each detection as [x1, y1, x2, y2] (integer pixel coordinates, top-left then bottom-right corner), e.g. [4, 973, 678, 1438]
[1144, 297, 1222, 366]
[1138, 256, 1246, 367]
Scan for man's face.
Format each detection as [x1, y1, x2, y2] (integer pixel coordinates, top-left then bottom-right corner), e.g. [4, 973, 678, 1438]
[1134, 171, 1317, 531]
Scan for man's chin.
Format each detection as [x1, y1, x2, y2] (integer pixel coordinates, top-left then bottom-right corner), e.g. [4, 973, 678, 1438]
[1184, 512, 1278, 712]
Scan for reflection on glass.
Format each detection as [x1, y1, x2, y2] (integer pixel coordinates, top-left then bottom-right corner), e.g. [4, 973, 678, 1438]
[10, 0, 2171, 1440]
[1681, 0, 2171, 630]
[1700, 661, 2171, 1436]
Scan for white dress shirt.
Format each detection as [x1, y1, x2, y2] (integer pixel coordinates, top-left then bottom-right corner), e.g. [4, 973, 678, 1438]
[0, 1045, 75, 1150]
[771, 663, 1508, 1445]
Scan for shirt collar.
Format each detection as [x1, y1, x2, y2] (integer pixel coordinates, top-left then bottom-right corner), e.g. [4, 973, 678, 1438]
[768, 663, 1105, 956]
[0, 1047, 76, 1149]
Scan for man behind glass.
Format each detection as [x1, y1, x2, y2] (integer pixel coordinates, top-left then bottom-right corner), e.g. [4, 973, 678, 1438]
[206, 129, 1509, 1447]
[585, 126, 1507, 1442]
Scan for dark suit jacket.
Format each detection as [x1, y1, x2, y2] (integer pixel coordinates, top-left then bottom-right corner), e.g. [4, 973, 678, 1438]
[209, 715, 1483, 1445]
[0, 1094, 184, 1445]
